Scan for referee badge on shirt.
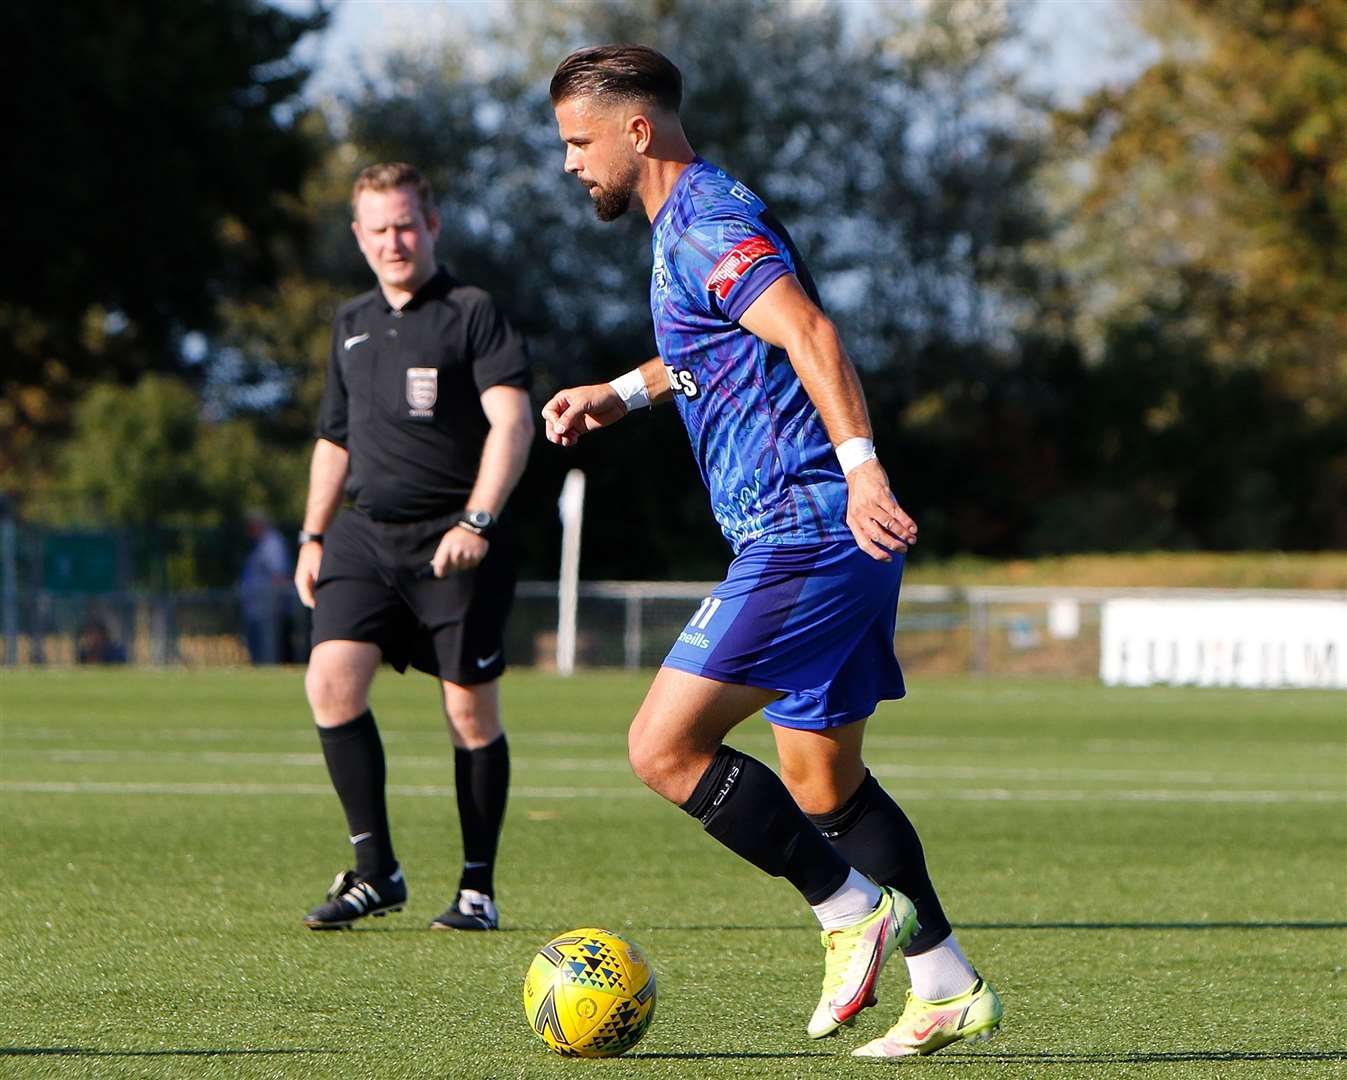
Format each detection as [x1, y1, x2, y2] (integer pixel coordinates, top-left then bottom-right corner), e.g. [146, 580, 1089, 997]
[405, 367, 438, 417]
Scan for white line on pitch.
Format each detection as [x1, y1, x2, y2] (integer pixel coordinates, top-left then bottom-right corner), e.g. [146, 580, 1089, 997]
[4, 747, 1341, 788]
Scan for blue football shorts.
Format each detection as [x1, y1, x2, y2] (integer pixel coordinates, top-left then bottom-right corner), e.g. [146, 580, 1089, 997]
[661, 538, 906, 729]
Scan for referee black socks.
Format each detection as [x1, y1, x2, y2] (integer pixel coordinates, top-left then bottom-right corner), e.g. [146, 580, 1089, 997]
[681, 745, 851, 905]
[454, 734, 510, 897]
[316, 709, 398, 881]
[808, 770, 952, 954]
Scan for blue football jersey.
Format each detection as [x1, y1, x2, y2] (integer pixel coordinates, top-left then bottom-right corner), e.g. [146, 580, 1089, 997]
[650, 158, 852, 553]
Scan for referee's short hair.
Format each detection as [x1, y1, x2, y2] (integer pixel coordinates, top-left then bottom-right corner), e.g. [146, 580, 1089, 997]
[549, 44, 682, 114]
[351, 162, 435, 221]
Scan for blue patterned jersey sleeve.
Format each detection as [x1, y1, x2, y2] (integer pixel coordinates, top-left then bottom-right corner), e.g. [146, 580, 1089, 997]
[670, 214, 794, 324]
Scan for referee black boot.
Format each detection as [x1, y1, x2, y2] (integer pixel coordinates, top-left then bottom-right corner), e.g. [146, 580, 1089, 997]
[429, 889, 498, 931]
[303, 866, 407, 930]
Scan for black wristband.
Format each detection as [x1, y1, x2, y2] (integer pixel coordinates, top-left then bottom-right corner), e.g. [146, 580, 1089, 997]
[297, 530, 324, 545]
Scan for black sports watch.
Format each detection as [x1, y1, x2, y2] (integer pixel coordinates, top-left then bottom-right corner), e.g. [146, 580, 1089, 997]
[297, 530, 324, 545]
[456, 509, 496, 537]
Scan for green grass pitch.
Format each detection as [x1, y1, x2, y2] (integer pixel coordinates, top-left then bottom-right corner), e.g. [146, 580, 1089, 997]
[2, 668, 1345, 1079]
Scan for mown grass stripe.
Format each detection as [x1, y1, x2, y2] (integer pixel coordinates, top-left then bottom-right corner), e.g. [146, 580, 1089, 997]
[5, 746, 1341, 787]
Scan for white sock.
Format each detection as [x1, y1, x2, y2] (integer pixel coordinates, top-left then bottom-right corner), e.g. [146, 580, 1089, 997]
[811, 869, 882, 930]
[905, 933, 978, 1001]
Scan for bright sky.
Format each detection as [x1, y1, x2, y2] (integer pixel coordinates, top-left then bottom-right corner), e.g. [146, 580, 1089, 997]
[274, 0, 1156, 107]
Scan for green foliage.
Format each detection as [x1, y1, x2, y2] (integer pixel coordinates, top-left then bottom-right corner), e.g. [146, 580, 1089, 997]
[1059, 0, 1347, 392]
[1044, 0, 1347, 549]
[55, 378, 206, 527]
[1, 0, 327, 476]
[45, 375, 305, 530]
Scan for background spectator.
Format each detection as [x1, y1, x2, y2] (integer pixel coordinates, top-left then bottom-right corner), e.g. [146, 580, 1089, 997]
[76, 614, 126, 665]
[239, 511, 294, 664]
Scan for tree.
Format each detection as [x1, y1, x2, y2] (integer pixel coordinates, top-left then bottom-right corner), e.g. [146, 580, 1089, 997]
[47, 375, 303, 529]
[2, 0, 328, 480]
[1047, 0, 1347, 548]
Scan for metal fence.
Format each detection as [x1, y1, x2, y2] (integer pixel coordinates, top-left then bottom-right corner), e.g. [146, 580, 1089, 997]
[5, 577, 1342, 678]
[524, 581, 1347, 678]
[1, 588, 301, 667]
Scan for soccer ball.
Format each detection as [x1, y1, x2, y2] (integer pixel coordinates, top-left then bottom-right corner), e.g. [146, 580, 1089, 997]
[522, 927, 656, 1057]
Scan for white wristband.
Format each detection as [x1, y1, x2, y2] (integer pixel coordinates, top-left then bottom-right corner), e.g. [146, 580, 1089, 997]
[608, 369, 650, 412]
[835, 437, 877, 476]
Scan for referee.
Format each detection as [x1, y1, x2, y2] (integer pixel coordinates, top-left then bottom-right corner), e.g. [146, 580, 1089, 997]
[296, 162, 533, 932]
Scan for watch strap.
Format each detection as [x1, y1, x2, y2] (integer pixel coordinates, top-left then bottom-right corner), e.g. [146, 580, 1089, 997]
[457, 509, 496, 537]
[297, 530, 324, 545]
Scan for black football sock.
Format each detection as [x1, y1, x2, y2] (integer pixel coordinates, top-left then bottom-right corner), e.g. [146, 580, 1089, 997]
[316, 710, 397, 880]
[680, 746, 850, 904]
[808, 770, 952, 954]
[454, 734, 510, 896]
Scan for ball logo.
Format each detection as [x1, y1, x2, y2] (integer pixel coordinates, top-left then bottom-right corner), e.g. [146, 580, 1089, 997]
[405, 367, 438, 416]
[576, 998, 597, 1019]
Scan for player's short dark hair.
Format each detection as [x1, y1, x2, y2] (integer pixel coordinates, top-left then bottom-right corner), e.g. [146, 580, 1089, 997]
[549, 44, 682, 113]
[351, 162, 434, 221]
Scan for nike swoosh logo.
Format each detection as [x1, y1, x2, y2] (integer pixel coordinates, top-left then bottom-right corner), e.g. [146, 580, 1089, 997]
[349, 832, 373, 844]
[475, 650, 502, 669]
[344, 333, 370, 350]
[915, 1012, 959, 1039]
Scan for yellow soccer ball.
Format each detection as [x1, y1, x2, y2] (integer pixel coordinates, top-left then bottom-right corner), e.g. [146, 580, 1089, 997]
[522, 927, 656, 1057]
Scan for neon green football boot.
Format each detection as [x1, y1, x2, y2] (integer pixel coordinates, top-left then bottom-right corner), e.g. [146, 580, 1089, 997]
[851, 975, 1003, 1057]
[807, 886, 919, 1039]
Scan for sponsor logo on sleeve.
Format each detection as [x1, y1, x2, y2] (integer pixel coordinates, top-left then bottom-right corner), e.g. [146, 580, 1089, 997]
[705, 236, 779, 302]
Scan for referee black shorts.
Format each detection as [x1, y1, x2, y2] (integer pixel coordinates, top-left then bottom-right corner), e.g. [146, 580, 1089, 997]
[311, 507, 516, 684]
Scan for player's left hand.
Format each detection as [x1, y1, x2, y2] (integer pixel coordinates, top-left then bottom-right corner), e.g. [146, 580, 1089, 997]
[845, 458, 917, 562]
[431, 525, 489, 576]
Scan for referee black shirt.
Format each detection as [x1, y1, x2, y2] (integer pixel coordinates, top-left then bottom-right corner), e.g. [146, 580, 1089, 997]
[317, 265, 531, 522]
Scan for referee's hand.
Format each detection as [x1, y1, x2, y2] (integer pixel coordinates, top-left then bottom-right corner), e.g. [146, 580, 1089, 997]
[295, 541, 323, 609]
[431, 526, 488, 576]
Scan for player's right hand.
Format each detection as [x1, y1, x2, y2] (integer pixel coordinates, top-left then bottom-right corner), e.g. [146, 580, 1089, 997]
[541, 384, 628, 447]
[295, 541, 323, 609]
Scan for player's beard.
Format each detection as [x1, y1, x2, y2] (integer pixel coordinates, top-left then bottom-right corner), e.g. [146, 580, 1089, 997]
[592, 159, 640, 222]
